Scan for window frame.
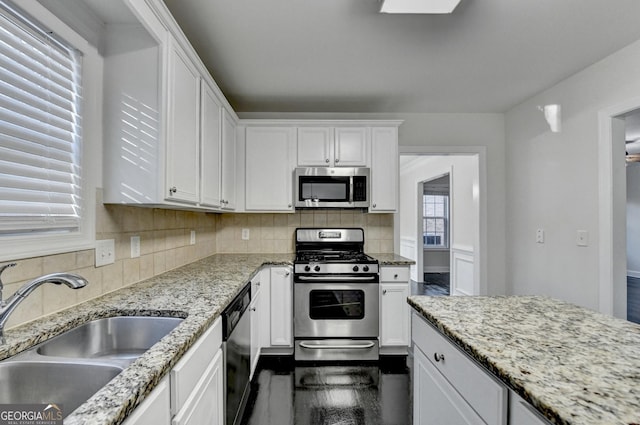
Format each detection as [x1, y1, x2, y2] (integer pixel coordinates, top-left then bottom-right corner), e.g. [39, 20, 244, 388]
[0, 0, 96, 262]
[423, 192, 449, 250]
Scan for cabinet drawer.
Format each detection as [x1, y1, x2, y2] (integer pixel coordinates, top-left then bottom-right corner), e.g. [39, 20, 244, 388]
[381, 266, 409, 282]
[412, 312, 507, 425]
[171, 317, 222, 415]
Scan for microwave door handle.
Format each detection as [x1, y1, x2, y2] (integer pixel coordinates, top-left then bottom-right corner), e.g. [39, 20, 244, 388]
[349, 177, 354, 203]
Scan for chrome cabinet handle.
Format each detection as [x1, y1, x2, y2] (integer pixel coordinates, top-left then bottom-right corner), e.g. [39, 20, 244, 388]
[372, 203, 377, 208]
[325, 158, 330, 163]
[394, 274, 398, 279]
[285, 271, 290, 277]
[382, 289, 387, 295]
[434, 353, 445, 362]
[335, 158, 340, 163]
[169, 187, 177, 195]
[288, 204, 292, 208]
[250, 307, 256, 312]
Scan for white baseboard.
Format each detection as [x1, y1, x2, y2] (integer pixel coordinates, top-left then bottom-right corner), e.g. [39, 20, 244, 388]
[629, 270, 640, 279]
[423, 267, 450, 273]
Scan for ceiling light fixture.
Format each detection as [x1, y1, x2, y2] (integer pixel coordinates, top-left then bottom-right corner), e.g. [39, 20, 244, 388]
[538, 104, 562, 133]
[379, 0, 462, 14]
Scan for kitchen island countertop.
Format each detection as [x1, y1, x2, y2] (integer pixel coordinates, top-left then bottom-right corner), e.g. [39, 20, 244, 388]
[408, 295, 640, 425]
[0, 254, 292, 425]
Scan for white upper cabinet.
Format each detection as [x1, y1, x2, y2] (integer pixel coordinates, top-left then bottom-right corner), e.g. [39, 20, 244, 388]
[334, 127, 369, 166]
[165, 38, 201, 204]
[370, 127, 399, 213]
[297, 127, 333, 166]
[245, 127, 296, 211]
[101, 0, 238, 212]
[221, 110, 237, 210]
[199, 81, 223, 208]
[297, 127, 369, 167]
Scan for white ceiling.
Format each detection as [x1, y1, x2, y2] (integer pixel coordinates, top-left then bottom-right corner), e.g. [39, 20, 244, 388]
[162, 0, 640, 114]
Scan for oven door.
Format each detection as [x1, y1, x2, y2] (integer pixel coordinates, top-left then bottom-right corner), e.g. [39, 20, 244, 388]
[294, 281, 379, 338]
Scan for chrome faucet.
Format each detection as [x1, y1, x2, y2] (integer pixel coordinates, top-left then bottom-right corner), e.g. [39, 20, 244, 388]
[0, 263, 88, 344]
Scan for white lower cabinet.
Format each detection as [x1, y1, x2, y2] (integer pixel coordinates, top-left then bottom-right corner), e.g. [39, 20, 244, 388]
[171, 318, 224, 424]
[379, 266, 410, 352]
[412, 311, 507, 425]
[509, 391, 552, 425]
[172, 349, 224, 425]
[122, 378, 171, 425]
[250, 286, 261, 379]
[414, 347, 485, 425]
[269, 267, 293, 347]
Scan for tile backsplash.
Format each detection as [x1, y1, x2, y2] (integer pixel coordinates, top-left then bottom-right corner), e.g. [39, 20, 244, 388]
[1, 191, 393, 329]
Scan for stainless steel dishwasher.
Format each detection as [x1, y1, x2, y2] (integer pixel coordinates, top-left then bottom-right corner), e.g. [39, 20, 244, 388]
[222, 283, 251, 425]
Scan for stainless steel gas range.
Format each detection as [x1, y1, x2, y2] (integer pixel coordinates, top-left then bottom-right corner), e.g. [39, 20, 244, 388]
[293, 228, 379, 361]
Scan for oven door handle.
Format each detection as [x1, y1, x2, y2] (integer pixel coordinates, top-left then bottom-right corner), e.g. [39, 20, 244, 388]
[296, 275, 378, 282]
[299, 341, 376, 350]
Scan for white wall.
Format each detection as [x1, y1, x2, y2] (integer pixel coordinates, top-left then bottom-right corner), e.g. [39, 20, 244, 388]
[628, 164, 640, 278]
[241, 112, 507, 295]
[399, 156, 479, 287]
[505, 38, 640, 312]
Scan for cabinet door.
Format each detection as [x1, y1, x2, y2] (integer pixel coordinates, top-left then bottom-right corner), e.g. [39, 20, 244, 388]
[414, 347, 485, 425]
[200, 81, 222, 208]
[245, 127, 296, 211]
[334, 127, 369, 167]
[270, 267, 293, 347]
[165, 38, 200, 204]
[297, 127, 333, 166]
[221, 109, 236, 210]
[380, 282, 409, 347]
[509, 391, 551, 425]
[250, 291, 261, 379]
[370, 127, 398, 212]
[122, 378, 171, 425]
[172, 349, 224, 425]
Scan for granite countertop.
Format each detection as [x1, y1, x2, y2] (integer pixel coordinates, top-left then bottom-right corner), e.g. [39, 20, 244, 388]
[370, 253, 415, 265]
[0, 254, 292, 425]
[408, 295, 640, 425]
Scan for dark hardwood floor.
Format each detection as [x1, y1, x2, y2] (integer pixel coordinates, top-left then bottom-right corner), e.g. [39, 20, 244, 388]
[628, 276, 640, 324]
[410, 273, 450, 296]
[240, 357, 411, 425]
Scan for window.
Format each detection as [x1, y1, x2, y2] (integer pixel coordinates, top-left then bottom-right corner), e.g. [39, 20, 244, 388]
[0, 0, 82, 235]
[423, 193, 449, 248]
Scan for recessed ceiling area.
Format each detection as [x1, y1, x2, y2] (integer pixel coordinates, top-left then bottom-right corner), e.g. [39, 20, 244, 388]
[162, 0, 640, 114]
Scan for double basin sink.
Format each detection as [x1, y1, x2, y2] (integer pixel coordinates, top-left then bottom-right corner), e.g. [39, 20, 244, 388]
[0, 316, 183, 418]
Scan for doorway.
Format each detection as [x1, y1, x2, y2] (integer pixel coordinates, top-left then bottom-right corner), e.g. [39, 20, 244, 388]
[421, 174, 451, 296]
[598, 98, 640, 320]
[396, 147, 485, 296]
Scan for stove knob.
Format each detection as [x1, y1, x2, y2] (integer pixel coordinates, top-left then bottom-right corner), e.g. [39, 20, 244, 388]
[363, 265, 370, 272]
[304, 265, 311, 272]
[353, 265, 359, 272]
[314, 265, 321, 272]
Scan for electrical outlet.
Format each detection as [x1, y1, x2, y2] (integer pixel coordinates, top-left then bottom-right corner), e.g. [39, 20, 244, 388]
[95, 239, 115, 267]
[241, 228, 250, 240]
[190, 230, 196, 245]
[131, 236, 140, 258]
[536, 229, 545, 244]
[577, 230, 589, 247]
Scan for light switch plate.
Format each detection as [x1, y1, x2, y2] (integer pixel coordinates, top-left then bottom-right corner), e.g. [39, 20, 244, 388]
[190, 230, 196, 245]
[95, 239, 115, 267]
[536, 229, 545, 244]
[241, 228, 250, 240]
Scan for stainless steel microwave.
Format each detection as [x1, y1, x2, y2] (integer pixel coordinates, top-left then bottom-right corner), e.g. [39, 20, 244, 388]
[294, 167, 370, 209]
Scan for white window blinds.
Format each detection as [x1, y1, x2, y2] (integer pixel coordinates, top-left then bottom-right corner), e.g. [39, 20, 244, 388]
[0, 0, 83, 235]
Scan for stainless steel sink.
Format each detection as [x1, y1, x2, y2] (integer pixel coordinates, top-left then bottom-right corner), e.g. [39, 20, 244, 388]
[36, 316, 183, 362]
[0, 361, 123, 417]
